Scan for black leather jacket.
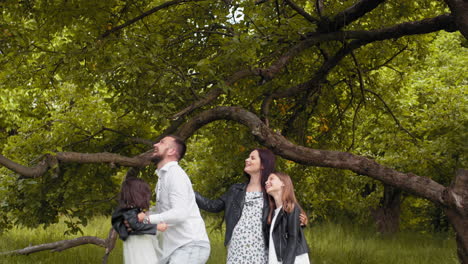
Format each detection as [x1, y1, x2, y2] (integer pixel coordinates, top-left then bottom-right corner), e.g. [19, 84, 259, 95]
[270, 205, 310, 264]
[195, 182, 269, 246]
[111, 207, 157, 241]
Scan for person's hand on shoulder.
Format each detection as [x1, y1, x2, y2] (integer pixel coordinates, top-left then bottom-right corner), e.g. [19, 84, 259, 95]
[299, 213, 308, 226]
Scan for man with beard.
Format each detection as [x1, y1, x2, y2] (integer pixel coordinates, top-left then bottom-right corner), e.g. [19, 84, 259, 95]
[139, 135, 210, 264]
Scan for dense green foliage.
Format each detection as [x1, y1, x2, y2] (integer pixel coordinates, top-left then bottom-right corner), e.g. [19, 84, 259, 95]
[0, 0, 466, 236]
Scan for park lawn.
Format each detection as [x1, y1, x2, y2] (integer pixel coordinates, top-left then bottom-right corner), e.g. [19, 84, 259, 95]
[0, 216, 458, 264]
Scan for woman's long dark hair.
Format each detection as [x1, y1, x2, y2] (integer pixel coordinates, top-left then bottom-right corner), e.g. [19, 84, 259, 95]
[245, 148, 276, 194]
[119, 178, 152, 210]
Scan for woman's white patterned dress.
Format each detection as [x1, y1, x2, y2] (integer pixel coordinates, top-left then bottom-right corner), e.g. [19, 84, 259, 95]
[227, 191, 268, 264]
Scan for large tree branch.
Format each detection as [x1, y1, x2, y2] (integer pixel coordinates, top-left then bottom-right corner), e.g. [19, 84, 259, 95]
[0, 231, 119, 264]
[318, 0, 386, 32]
[174, 14, 456, 122]
[0, 154, 55, 178]
[304, 14, 456, 42]
[261, 14, 455, 120]
[0, 151, 153, 178]
[252, 14, 455, 86]
[0, 236, 106, 255]
[177, 106, 447, 205]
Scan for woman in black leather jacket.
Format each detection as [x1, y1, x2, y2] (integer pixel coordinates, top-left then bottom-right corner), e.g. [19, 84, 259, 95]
[265, 172, 310, 264]
[195, 149, 276, 264]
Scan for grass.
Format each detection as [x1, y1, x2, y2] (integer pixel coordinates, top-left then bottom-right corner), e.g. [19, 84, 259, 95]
[308, 222, 458, 264]
[0, 216, 458, 264]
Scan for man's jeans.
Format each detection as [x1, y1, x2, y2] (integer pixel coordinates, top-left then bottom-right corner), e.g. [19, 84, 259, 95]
[164, 241, 210, 264]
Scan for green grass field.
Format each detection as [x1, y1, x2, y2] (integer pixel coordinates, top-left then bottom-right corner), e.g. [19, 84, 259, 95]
[0, 216, 458, 264]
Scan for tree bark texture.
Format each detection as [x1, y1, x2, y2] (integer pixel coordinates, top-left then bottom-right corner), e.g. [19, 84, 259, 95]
[443, 169, 468, 264]
[372, 185, 402, 234]
[0, 236, 106, 255]
[444, 0, 468, 40]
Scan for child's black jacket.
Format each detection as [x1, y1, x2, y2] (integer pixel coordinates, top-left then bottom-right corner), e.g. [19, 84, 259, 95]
[111, 207, 157, 241]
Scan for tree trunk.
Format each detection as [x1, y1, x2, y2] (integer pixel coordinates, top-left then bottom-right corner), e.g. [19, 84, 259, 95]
[372, 184, 402, 234]
[443, 169, 468, 264]
[444, 0, 468, 40]
[445, 208, 468, 264]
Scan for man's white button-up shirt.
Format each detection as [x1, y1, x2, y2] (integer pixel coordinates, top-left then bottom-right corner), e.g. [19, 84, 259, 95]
[149, 161, 209, 260]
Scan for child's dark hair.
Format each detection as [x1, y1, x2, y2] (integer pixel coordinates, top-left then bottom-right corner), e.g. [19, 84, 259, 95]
[119, 178, 152, 209]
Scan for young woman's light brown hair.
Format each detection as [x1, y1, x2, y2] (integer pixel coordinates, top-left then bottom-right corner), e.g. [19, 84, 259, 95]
[267, 172, 308, 225]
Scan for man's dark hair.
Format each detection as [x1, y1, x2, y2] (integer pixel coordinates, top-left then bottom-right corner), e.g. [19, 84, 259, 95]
[167, 135, 186, 161]
[119, 178, 152, 209]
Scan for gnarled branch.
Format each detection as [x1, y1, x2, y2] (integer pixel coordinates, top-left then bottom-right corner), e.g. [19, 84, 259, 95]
[177, 106, 447, 205]
[261, 14, 455, 121]
[0, 236, 106, 255]
[318, 0, 386, 32]
[175, 14, 456, 122]
[0, 151, 153, 178]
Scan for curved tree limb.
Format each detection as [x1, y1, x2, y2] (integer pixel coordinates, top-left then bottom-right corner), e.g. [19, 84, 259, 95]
[260, 13, 455, 96]
[0, 154, 56, 178]
[1, 107, 464, 260]
[0, 151, 153, 178]
[318, 0, 386, 32]
[0, 116, 187, 179]
[1, 15, 456, 179]
[0, 236, 106, 255]
[55, 152, 150, 166]
[261, 14, 455, 121]
[177, 106, 447, 205]
[175, 14, 456, 122]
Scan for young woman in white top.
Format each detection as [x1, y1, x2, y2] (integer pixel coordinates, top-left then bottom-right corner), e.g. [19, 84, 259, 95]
[265, 172, 311, 264]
